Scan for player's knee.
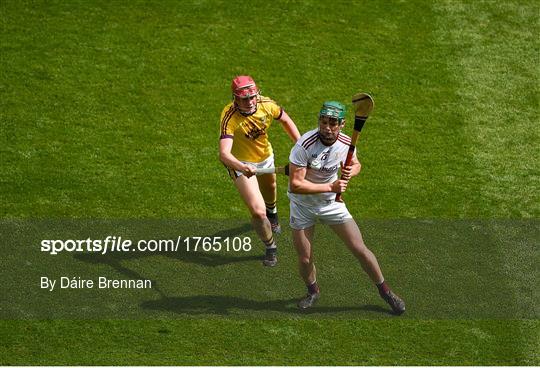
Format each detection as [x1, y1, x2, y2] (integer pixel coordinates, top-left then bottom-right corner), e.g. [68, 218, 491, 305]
[260, 177, 277, 194]
[251, 210, 267, 221]
[298, 255, 312, 267]
[267, 180, 277, 192]
[354, 246, 373, 261]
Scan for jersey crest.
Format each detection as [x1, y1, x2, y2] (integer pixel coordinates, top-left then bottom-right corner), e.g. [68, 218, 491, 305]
[244, 119, 267, 140]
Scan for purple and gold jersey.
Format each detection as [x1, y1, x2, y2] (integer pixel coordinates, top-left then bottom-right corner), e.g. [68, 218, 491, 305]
[220, 96, 283, 163]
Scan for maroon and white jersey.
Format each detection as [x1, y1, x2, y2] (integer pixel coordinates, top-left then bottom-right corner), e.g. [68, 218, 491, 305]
[288, 128, 355, 207]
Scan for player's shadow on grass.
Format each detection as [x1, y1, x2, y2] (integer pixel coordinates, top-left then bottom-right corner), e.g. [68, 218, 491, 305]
[141, 295, 394, 316]
[74, 222, 259, 268]
[73, 223, 260, 298]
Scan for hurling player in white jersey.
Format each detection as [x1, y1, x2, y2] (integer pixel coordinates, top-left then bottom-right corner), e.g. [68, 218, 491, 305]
[287, 101, 405, 315]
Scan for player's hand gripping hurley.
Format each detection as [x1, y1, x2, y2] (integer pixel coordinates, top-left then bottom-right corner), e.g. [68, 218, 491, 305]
[335, 93, 374, 202]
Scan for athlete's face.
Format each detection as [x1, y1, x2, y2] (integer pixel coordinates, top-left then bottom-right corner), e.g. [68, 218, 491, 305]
[235, 94, 258, 115]
[318, 116, 344, 145]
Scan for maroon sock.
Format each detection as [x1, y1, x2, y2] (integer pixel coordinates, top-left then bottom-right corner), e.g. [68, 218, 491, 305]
[307, 281, 320, 295]
[377, 280, 390, 297]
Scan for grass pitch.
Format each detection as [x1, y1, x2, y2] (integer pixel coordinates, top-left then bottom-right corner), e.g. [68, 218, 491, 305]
[1, 0, 539, 365]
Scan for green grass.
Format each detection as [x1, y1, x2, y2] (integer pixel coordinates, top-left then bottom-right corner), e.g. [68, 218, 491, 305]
[1, 319, 537, 365]
[1, 0, 539, 365]
[2, 219, 538, 320]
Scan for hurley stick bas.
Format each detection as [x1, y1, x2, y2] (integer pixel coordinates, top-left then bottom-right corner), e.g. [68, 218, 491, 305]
[255, 165, 289, 176]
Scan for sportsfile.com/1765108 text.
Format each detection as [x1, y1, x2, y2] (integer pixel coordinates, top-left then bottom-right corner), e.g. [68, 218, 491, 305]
[40, 236, 253, 255]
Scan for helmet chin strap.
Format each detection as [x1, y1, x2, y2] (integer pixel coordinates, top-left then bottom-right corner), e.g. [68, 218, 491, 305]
[239, 110, 256, 116]
[235, 103, 257, 116]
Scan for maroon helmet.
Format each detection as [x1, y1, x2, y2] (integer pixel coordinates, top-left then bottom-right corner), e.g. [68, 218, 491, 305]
[231, 75, 259, 115]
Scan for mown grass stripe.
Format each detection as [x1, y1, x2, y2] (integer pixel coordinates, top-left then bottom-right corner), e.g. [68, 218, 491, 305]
[432, 1, 540, 363]
[434, 0, 539, 218]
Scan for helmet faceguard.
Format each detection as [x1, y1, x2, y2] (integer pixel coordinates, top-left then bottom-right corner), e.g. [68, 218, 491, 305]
[231, 75, 260, 115]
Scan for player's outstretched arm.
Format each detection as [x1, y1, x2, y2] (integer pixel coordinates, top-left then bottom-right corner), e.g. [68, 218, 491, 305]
[278, 111, 301, 143]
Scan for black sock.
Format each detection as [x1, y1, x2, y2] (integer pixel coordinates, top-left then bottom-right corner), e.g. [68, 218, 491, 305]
[265, 201, 277, 220]
[263, 237, 276, 250]
[376, 280, 390, 297]
[307, 281, 320, 295]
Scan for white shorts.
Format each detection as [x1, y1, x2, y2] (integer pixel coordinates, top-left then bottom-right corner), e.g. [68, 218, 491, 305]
[289, 198, 353, 230]
[227, 155, 275, 179]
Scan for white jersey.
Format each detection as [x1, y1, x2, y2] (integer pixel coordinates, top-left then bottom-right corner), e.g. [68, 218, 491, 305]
[288, 128, 355, 207]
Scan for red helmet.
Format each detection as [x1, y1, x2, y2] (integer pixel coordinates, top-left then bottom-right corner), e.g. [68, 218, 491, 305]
[231, 75, 259, 98]
[231, 75, 259, 115]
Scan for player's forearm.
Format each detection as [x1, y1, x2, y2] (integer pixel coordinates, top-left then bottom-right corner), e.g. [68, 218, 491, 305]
[290, 179, 333, 194]
[219, 151, 244, 172]
[279, 112, 301, 142]
[351, 162, 361, 177]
